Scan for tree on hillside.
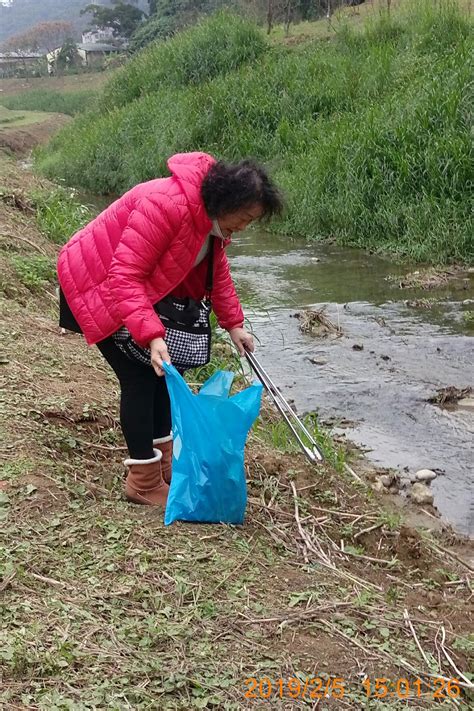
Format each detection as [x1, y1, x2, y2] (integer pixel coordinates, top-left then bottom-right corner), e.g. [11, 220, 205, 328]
[81, 1, 145, 38]
[266, 1, 302, 35]
[1, 20, 73, 53]
[56, 37, 81, 72]
[317, 1, 366, 20]
[131, 0, 362, 51]
[129, 13, 179, 51]
[129, 0, 233, 51]
[152, 0, 230, 23]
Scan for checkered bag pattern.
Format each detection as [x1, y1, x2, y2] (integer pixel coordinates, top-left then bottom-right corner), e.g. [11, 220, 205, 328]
[113, 236, 215, 370]
[112, 297, 212, 370]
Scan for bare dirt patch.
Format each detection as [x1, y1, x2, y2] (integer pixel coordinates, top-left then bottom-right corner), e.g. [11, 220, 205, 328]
[0, 113, 70, 155]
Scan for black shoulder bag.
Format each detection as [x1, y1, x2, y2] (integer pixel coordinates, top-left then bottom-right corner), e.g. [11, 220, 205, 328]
[112, 236, 215, 370]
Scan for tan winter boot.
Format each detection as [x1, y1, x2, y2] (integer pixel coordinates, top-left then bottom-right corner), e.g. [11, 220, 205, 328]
[153, 434, 173, 485]
[124, 449, 169, 506]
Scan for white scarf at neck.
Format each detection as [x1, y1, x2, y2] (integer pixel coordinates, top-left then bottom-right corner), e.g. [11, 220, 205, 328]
[193, 220, 225, 267]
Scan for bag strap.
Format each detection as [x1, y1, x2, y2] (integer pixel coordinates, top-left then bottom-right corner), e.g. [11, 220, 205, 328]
[205, 235, 215, 298]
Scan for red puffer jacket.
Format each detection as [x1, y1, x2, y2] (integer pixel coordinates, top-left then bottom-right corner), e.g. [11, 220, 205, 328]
[57, 152, 244, 347]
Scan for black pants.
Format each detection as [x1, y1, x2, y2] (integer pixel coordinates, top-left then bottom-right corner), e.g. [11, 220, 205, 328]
[96, 337, 172, 460]
[59, 288, 171, 460]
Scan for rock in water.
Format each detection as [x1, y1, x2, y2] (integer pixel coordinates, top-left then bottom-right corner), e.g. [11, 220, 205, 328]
[415, 469, 437, 482]
[380, 473, 400, 489]
[309, 358, 328, 366]
[457, 397, 474, 410]
[410, 482, 434, 505]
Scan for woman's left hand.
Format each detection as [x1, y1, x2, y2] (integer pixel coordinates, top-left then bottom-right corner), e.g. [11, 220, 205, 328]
[228, 327, 254, 356]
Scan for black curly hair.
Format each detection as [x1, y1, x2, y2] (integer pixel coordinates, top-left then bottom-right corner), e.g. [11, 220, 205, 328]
[201, 159, 284, 221]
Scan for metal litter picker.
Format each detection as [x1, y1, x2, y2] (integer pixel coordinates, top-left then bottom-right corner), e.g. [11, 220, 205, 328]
[245, 350, 324, 464]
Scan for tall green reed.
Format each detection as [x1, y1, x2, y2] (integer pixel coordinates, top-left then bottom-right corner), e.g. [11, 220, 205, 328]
[100, 11, 267, 110]
[36, 0, 473, 263]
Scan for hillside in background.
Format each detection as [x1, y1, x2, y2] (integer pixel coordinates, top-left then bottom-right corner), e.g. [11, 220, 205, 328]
[37, 1, 473, 264]
[0, 0, 148, 43]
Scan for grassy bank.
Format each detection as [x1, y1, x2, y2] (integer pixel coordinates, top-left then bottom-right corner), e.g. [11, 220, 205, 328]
[35, 1, 473, 264]
[1, 151, 474, 709]
[0, 105, 58, 129]
[0, 72, 112, 117]
[1, 89, 97, 116]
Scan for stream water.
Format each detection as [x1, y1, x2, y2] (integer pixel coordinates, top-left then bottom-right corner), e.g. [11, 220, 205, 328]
[229, 231, 474, 536]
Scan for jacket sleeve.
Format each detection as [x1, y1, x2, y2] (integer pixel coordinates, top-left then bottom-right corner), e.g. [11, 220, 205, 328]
[107, 196, 176, 347]
[211, 243, 244, 331]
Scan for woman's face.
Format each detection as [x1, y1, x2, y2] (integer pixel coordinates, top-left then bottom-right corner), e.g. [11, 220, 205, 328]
[217, 203, 264, 238]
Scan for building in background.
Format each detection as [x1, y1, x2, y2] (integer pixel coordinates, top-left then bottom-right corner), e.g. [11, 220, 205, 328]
[46, 42, 121, 74]
[0, 50, 42, 77]
[81, 27, 115, 45]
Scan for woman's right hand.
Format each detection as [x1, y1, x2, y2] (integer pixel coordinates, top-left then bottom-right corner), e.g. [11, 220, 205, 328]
[150, 337, 171, 376]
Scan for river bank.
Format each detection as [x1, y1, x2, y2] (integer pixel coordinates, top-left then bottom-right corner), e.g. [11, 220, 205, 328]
[1, 151, 473, 708]
[0, 105, 71, 156]
[35, 2, 474, 264]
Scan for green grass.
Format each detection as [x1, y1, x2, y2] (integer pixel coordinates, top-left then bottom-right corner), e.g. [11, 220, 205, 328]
[252, 410, 346, 473]
[1, 89, 97, 116]
[0, 105, 56, 128]
[0, 113, 25, 125]
[100, 10, 267, 110]
[36, 1, 473, 263]
[33, 188, 93, 245]
[9, 254, 56, 291]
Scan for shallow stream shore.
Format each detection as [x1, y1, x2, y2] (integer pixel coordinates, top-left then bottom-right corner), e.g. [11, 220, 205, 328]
[1, 151, 473, 708]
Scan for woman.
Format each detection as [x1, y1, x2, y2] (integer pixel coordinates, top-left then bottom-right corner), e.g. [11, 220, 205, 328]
[58, 152, 283, 507]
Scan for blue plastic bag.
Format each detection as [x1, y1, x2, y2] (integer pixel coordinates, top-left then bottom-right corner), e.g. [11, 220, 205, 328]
[163, 363, 263, 525]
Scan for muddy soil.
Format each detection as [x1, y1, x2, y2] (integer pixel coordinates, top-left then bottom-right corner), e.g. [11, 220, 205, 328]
[0, 113, 71, 155]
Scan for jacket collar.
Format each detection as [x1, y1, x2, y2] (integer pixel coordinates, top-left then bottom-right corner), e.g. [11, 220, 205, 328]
[167, 152, 215, 236]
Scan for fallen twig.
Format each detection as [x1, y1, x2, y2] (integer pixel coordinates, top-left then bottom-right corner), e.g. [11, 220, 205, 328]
[344, 462, 365, 485]
[253, 519, 295, 555]
[238, 601, 354, 625]
[354, 521, 384, 540]
[297, 307, 343, 338]
[0, 571, 16, 593]
[0, 232, 48, 255]
[211, 539, 255, 593]
[304, 502, 377, 520]
[290, 482, 383, 592]
[291, 480, 333, 567]
[430, 542, 474, 573]
[73, 437, 128, 452]
[403, 608, 431, 667]
[342, 548, 396, 566]
[440, 625, 474, 688]
[324, 620, 474, 689]
[30, 572, 69, 588]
